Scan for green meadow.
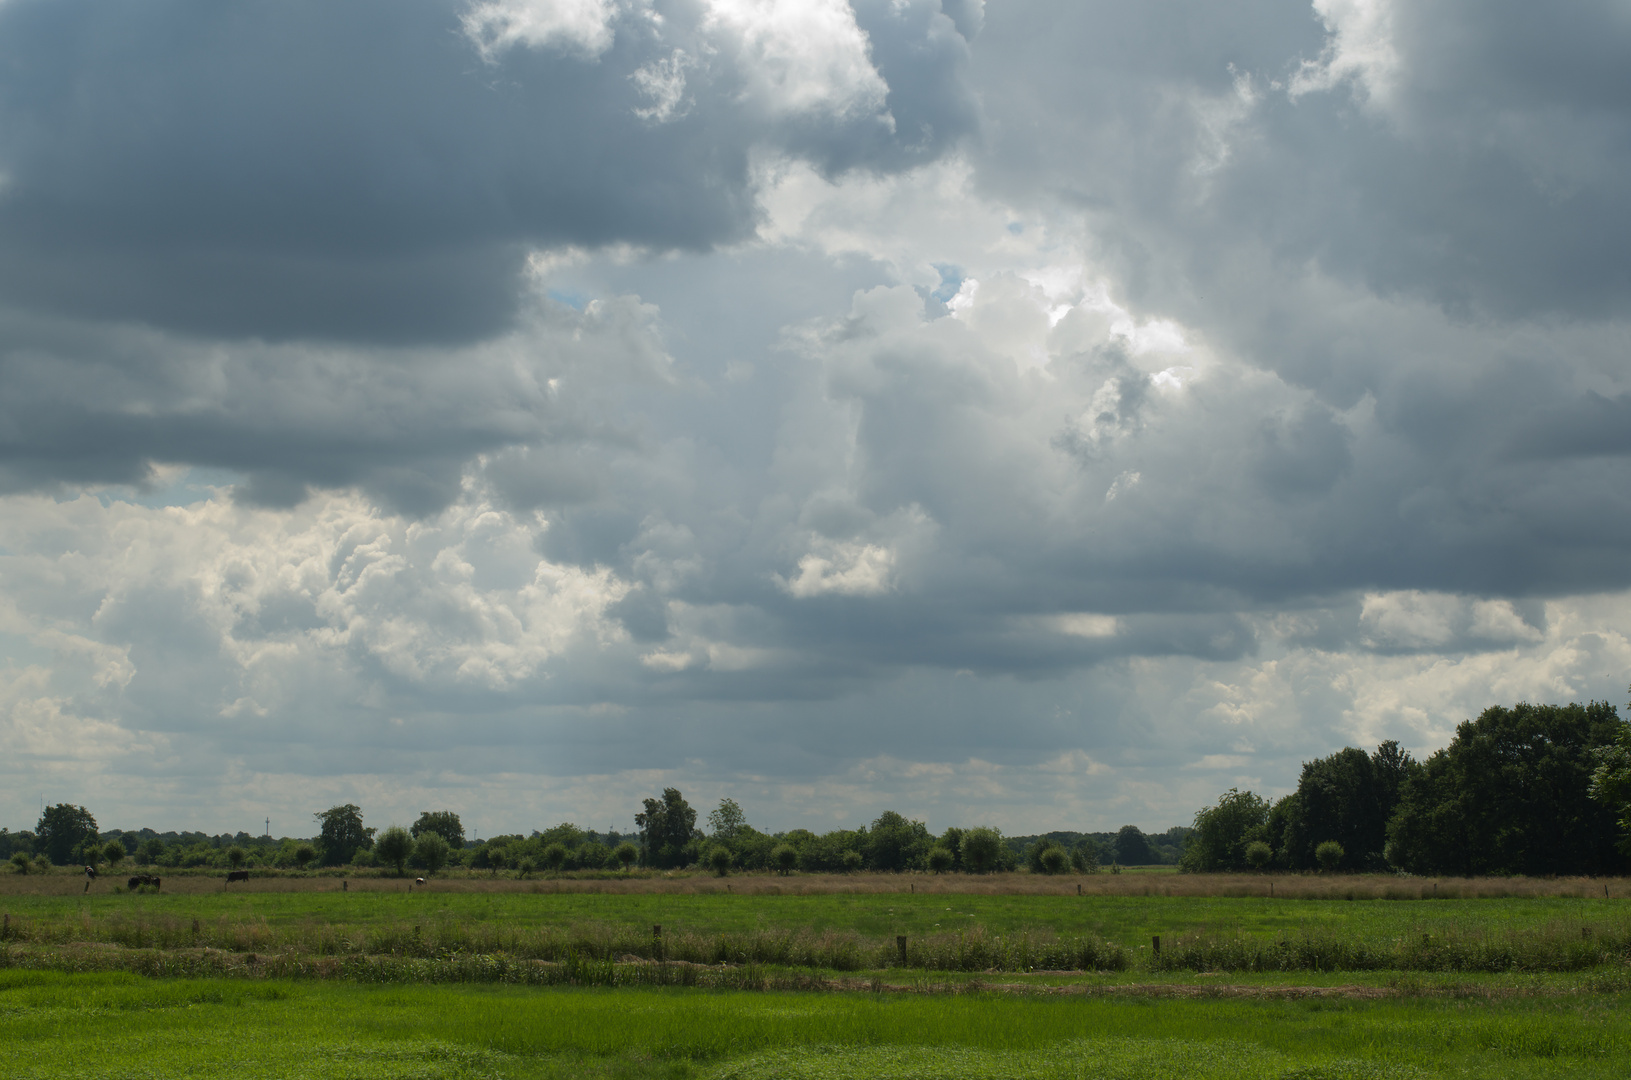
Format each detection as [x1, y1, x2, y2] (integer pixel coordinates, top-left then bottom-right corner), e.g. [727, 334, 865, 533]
[4, 970, 1628, 1080]
[5, 886, 1629, 974]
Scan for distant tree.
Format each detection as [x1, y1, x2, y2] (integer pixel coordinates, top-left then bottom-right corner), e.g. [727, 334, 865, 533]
[226, 846, 247, 871]
[926, 846, 953, 874]
[939, 827, 964, 870]
[1589, 708, 1631, 854]
[1071, 838, 1102, 874]
[1182, 789, 1269, 872]
[293, 844, 317, 871]
[867, 811, 931, 872]
[840, 850, 863, 873]
[136, 838, 166, 867]
[1315, 841, 1345, 872]
[613, 842, 638, 871]
[635, 788, 701, 869]
[410, 811, 465, 850]
[374, 827, 413, 876]
[1244, 841, 1272, 870]
[103, 841, 126, 869]
[1113, 826, 1154, 866]
[9, 851, 29, 875]
[1278, 743, 1413, 871]
[707, 799, 747, 842]
[541, 843, 568, 873]
[36, 804, 97, 866]
[961, 827, 1003, 874]
[1039, 846, 1070, 875]
[517, 857, 536, 878]
[315, 805, 375, 867]
[1387, 701, 1627, 876]
[414, 833, 450, 875]
[762, 843, 792, 875]
[707, 846, 732, 876]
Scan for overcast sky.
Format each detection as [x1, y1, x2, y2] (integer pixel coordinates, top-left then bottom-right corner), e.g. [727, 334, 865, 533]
[4, 0, 1630, 840]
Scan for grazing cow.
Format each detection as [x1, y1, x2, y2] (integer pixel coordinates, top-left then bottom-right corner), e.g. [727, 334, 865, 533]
[226, 870, 250, 883]
[127, 874, 162, 890]
[84, 865, 97, 881]
[415, 877, 425, 886]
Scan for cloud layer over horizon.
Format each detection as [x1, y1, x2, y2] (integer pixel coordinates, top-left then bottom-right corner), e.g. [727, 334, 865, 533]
[4, 0, 1630, 838]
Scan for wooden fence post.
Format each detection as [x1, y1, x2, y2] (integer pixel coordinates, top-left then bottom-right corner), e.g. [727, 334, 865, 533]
[1151, 935, 1161, 958]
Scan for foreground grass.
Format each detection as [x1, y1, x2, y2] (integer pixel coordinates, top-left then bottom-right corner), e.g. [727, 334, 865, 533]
[3, 970, 1627, 1079]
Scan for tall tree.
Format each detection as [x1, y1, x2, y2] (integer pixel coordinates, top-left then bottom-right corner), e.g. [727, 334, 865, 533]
[410, 810, 465, 849]
[635, 788, 699, 868]
[314, 804, 375, 866]
[706, 799, 747, 842]
[1281, 742, 1414, 871]
[36, 804, 97, 865]
[1387, 701, 1627, 876]
[1181, 789, 1268, 872]
[866, 810, 931, 871]
[1589, 710, 1631, 853]
[1113, 825, 1154, 865]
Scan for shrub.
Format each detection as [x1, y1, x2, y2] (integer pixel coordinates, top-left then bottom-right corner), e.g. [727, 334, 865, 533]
[1039, 846, 1070, 875]
[1245, 840, 1273, 870]
[772, 844, 798, 875]
[1315, 840, 1345, 872]
[103, 841, 126, 868]
[9, 851, 29, 875]
[225, 846, 247, 871]
[541, 843, 568, 873]
[518, 858, 537, 878]
[840, 850, 863, 874]
[293, 844, 316, 871]
[926, 846, 953, 874]
[613, 842, 638, 871]
[707, 846, 732, 877]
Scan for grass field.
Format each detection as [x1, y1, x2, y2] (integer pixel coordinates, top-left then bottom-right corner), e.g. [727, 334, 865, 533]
[5, 874, 1629, 1078]
[4, 874, 1629, 975]
[4, 969, 1628, 1079]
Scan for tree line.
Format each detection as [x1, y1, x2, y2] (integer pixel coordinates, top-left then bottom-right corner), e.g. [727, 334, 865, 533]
[2, 796, 1189, 878]
[14, 695, 1623, 879]
[1183, 700, 1631, 876]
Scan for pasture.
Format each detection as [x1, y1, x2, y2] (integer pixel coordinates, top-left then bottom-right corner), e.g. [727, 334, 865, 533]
[5, 873, 1630, 1077]
[3, 969, 1629, 1079]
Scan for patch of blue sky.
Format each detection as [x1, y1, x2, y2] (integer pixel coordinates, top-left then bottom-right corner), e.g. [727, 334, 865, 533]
[87, 466, 241, 510]
[929, 263, 964, 303]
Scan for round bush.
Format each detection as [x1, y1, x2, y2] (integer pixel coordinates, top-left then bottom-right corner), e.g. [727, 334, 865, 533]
[1315, 840, 1345, 872]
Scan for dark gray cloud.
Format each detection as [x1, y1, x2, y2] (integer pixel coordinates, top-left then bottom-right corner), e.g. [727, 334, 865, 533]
[0, 0, 976, 344]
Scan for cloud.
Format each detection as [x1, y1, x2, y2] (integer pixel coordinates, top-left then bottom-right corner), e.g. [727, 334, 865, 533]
[3, 1, 1631, 834]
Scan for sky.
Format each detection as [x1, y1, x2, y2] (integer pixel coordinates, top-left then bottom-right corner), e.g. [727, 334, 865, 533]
[4, 0, 1631, 841]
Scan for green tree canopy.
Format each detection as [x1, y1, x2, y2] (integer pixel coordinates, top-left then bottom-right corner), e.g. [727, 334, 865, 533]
[314, 804, 375, 866]
[36, 804, 97, 865]
[1281, 742, 1413, 870]
[635, 788, 700, 868]
[410, 810, 465, 849]
[961, 827, 1003, 874]
[1589, 710, 1631, 854]
[1181, 788, 1268, 872]
[1113, 826, 1154, 866]
[707, 799, 747, 842]
[375, 826, 413, 876]
[413, 832, 450, 875]
[1387, 701, 1628, 876]
[866, 810, 931, 872]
